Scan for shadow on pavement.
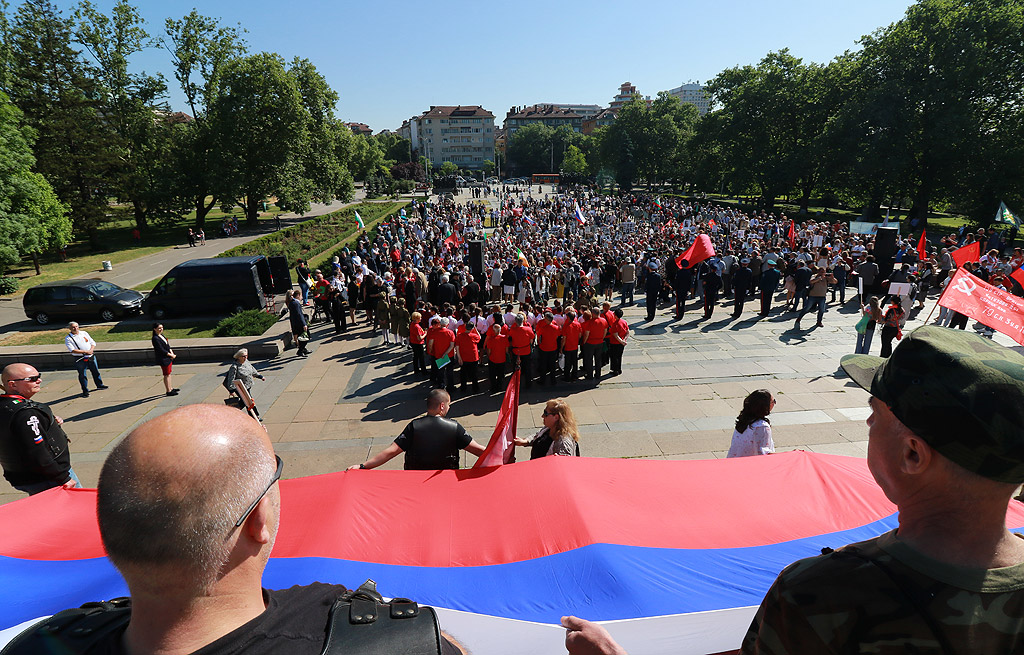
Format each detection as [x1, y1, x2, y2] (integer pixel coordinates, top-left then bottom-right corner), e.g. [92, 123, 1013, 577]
[65, 395, 163, 421]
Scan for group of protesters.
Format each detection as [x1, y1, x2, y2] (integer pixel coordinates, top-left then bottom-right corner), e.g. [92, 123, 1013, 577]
[290, 186, 1023, 386]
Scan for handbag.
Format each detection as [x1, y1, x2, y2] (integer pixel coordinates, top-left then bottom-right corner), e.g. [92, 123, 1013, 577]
[855, 313, 870, 335]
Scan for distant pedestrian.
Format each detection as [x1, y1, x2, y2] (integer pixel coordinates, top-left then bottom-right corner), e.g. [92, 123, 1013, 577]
[197, 228, 206, 245]
[855, 296, 883, 355]
[187, 228, 196, 247]
[65, 322, 107, 398]
[223, 348, 264, 405]
[726, 389, 775, 457]
[151, 324, 179, 396]
[287, 290, 310, 357]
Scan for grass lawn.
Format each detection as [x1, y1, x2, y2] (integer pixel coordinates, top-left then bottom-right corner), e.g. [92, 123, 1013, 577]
[133, 277, 161, 292]
[4, 201, 289, 297]
[0, 321, 220, 346]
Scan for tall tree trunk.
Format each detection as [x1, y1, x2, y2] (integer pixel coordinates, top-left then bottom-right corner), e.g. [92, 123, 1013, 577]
[194, 195, 216, 229]
[32, 252, 41, 275]
[133, 200, 147, 230]
[907, 185, 930, 231]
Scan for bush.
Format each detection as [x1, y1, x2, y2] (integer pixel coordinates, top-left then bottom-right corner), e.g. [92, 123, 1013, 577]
[395, 179, 415, 193]
[0, 276, 18, 295]
[214, 310, 279, 338]
[219, 202, 405, 263]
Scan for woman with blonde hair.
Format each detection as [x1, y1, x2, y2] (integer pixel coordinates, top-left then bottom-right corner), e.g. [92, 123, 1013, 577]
[515, 398, 581, 459]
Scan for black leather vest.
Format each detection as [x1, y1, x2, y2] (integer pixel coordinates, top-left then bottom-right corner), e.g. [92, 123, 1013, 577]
[403, 416, 461, 470]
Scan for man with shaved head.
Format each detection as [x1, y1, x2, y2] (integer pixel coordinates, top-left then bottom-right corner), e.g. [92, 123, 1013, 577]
[5, 404, 464, 654]
[0, 362, 79, 494]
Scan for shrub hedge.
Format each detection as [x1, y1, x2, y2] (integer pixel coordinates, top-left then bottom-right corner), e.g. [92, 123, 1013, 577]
[213, 309, 279, 338]
[0, 276, 18, 295]
[218, 202, 406, 264]
[307, 201, 411, 270]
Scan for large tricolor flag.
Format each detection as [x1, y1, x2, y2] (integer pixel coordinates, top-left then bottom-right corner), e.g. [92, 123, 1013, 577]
[574, 202, 586, 225]
[354, 210, 365, 229]
[4, 453, 1024, 654]
[473, 370, 520, 468]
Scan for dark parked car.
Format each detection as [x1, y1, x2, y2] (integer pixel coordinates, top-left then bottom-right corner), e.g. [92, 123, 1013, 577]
[23, 280, 144, 325]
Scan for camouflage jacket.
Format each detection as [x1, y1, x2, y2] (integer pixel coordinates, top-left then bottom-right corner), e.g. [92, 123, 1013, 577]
[740, 529, 1024, 654]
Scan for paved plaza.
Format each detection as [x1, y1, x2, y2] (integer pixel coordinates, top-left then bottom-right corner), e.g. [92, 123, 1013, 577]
[4, 188, 1020, 506]
[5, 290, 937, 506]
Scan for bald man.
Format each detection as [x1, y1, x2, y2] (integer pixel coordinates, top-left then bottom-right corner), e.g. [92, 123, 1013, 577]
[0, 363, 79, 494]
[5, 404, 464, 654]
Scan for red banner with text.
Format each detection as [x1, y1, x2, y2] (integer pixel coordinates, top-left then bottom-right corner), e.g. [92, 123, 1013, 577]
[938, 268, 1024, 346]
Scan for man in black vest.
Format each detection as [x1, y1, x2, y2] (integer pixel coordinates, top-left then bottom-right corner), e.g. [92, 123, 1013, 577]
[0, 363, 80, 495]
[352, 390, 486, 470]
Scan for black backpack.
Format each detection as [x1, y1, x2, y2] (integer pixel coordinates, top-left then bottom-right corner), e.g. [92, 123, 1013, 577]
[1, 580, 442, 655]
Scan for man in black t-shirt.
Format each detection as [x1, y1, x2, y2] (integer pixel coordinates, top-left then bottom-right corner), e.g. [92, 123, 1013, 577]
[10, 404, 465, 655]
[352, 389, 487, 471]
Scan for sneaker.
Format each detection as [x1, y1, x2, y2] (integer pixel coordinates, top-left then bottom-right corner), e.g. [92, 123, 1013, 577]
[166, 389, 180, 396]
[97, 384, 109, 390]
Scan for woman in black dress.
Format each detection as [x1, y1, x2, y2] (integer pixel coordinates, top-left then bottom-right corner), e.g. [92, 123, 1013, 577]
[151, 324, 179, 396]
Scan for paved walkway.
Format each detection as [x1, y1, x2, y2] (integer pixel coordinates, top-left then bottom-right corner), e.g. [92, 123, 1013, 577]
[8, 280, 1013, 506]
[4, 187, 1020, 505]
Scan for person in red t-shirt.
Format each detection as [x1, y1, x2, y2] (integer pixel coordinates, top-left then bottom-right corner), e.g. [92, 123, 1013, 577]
[425, 317, 456, 391]
[483, 319, 510, 393]
[607, 308, 629, 376]
[560, 309, 582, 381]
[507, 313, 536, 389]
[580, 310, 608, 381]
[455, 312, 481, 394]
[535, 312, 562, 386]
[409, 311, 427, 376]
[600, 302, 615, 368]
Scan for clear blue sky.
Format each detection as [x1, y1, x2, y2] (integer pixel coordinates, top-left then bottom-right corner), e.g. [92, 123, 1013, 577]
[49, 0, 915, 131]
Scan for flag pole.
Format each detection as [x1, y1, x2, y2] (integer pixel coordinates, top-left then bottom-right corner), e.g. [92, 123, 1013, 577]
[925, 271, 955, 324]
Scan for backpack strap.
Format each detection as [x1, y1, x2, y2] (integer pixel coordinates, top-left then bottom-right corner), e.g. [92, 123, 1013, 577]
[322, 580, 442, 655]
[1, 598, 131, 655]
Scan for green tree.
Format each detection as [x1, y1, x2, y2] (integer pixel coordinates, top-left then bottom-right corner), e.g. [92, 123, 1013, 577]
[374, 131, 412, 163]
[3, 0, 114, 248]
[507, 123, 554, 175]
[348, 134, 385, 181]
[481, 159, 495, 176]
[0, 93, 70, 276]
[439, 161, 459, 176]
[75, 0, 180, 230]
[209, 52, 306, 224]
[276, 56, 353, 214]
[164, 9, 246, 228]
[839, 0, 1024, 226]
[560, 144, 587, 177]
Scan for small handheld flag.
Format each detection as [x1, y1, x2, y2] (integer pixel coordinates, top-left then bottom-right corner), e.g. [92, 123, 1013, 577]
[574, 202, 586, 225]
[951, 241, 980, 268]
[995, 201, 1021, 228]
[473, 370, 521, 468]
[916, 230, 928, 262]
[354, 210, 365, 229]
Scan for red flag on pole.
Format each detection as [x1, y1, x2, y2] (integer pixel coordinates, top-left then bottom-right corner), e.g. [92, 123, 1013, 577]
[675, 234, 716, 269]
[787, 220, 796, 248]
[938, 268, 1024, 346]
[951, 241, 981, 268]
[473, 370, 520, 468]
[443, 232, 463, 250]
[916, 230, 928, 262]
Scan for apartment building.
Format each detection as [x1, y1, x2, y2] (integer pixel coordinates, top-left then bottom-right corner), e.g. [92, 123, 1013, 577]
[398, 105, 496, 170]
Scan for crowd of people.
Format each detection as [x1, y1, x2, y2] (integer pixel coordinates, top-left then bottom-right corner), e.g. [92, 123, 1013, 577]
[288, 186, 1023, 387]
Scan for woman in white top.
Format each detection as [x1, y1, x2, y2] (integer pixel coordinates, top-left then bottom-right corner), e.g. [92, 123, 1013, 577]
[726, 389, 775, 457]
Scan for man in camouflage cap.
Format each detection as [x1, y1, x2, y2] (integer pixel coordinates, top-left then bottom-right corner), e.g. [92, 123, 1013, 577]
[562, 326, 1024, 654]
[739, 325, 1024, 653]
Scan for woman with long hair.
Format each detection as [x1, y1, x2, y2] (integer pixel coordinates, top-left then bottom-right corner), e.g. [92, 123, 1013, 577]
[726, 389, 775, 457]
[855, 296, 883, 354]
[515, 398, 581, 459]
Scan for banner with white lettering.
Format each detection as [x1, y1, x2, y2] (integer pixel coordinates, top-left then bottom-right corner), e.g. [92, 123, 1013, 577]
[937, 268, 1024, 346]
